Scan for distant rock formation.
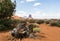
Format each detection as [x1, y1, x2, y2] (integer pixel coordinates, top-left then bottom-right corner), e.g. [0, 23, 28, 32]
[28, 14, 33, 19]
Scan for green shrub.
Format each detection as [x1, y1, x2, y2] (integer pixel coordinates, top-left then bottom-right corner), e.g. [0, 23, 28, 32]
[56, 20, 60, 27]
[0, 24, 6, 31]
[0, 19, 20, 31]
[50, 22, 57, 26]
[36, 20, 44, 24]
[26, 19, 36, 23]
[50, 21, 60, 27]
[45, 20, 50, 24]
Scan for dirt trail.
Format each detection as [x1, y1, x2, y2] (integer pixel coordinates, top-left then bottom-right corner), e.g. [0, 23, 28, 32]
[0, 24, 60, 41]
[39, 24, 60, 41]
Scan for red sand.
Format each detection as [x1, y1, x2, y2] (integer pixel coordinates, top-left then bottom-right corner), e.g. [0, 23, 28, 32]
[0, 24, 60, 41]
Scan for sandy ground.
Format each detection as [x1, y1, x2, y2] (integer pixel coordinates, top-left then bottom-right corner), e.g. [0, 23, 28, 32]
[0, 24, 60, 41]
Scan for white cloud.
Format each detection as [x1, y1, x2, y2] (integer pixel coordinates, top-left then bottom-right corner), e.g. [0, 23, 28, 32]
[20, 1, 25, 3]
[15, 11, 60, 19]
[33, 3, 41, 6]
[31, 11, 46, 19]
[15, 11, 28, 17]
[25, 0, 35, 2]
[35, 11, 41, 14]
[15, 10, 46, 19]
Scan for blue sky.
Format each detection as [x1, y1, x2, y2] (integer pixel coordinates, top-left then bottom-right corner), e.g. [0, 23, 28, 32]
[12, 0, 60, 19]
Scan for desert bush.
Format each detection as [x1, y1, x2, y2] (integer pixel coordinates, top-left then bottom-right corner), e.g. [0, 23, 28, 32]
[56, 23, 60, 27]
[0, 19, 12, 31]
[26, 19, 36, 23]
[0, 24, 6, 31]
[56, 20, 60, 27]
[50, 20, 60, 27]
[45, 20, 50, 24]
[50, 22, 57, 26]
[36, 20, 44, 24]
[0, 19, 20, 31]
[28, 23, 40, 33]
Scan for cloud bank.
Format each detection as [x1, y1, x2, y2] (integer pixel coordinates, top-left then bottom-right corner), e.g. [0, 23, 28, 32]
[33, 3, 41, 6]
